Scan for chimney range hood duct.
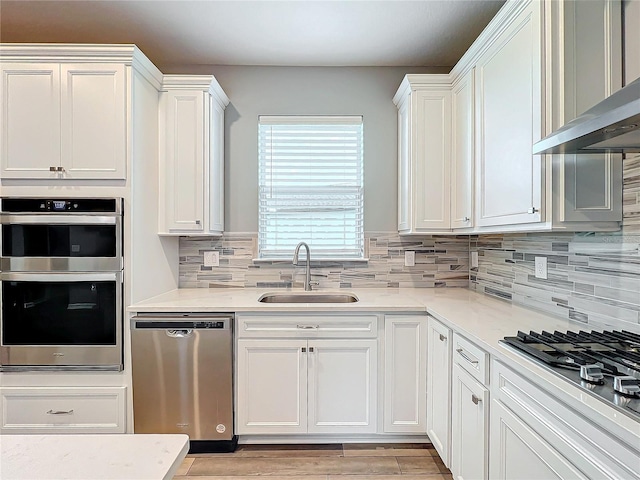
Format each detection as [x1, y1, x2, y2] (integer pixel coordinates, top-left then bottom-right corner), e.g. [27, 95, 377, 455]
[533, 76, 640, 155]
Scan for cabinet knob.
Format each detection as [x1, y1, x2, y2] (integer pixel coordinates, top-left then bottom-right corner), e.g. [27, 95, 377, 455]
[301, 347, 307, 353]
[439, 333, 447, 342]
[527, 207, 538, 214]
[463, 216, 470, 222]
[309, 347, 314, 353]
[49, 166, 57, 172]
[471, 395, 481, 405]
[195, 220, 201, 225]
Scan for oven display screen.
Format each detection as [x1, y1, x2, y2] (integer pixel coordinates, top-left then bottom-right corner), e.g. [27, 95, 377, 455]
[52, 201, 67, 211]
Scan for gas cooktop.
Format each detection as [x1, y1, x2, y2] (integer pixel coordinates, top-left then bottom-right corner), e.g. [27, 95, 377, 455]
[502, 329, 640, 422]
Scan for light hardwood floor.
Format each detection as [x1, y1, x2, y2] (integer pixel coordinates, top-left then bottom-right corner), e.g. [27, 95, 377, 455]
[173, 443, 453, 479]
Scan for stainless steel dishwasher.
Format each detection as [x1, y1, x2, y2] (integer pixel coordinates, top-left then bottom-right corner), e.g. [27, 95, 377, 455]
[131, 313, 236, 453]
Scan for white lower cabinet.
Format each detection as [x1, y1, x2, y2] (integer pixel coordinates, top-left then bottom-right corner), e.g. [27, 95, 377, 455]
[489, 400, 584, 480]
[236, 337, 377, 435]
[236, 339, 307, 434]
[450, 333, 490, 480]
[426, 316, 452, 466]
[383, 315, 427, 433]
[490, 360, 640, 480]
[0, 386, 126, 434]
[451, 364, 489, 480]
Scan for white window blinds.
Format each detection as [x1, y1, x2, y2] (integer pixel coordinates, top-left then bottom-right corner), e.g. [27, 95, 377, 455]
[258, 116, 364, 260]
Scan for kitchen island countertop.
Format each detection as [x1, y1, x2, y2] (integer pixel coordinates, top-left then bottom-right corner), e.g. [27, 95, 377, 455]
[0, 434, 189, 480]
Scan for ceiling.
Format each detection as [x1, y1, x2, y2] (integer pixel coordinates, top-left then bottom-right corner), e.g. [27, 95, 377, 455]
[0, 0, 505, 70]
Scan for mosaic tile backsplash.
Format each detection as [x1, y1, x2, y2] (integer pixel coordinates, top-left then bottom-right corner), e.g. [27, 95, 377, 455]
[179, 233, 470, 289]
[179, 157, 639, 330]
[470, 156, 640, 331]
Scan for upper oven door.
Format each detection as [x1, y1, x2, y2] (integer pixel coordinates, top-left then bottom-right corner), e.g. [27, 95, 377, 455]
[0, 214, 122, 272]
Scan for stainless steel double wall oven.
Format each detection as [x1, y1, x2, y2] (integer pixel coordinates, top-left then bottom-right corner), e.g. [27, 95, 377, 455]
[0, 198, 124, 371]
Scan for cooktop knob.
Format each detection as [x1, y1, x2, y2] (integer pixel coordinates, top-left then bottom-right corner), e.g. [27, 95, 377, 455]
[580, 364, 604, 384]
[613, 376, 640, 396]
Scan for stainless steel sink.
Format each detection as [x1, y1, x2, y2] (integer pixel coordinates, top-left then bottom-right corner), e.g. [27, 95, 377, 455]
[258, 293, 359, 303]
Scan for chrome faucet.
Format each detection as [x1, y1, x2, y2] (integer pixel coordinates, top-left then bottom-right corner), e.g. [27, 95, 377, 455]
[293, 242, 314, 291]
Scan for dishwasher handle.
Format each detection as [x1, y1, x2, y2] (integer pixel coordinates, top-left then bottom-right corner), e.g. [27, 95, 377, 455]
[166, 329, 193, 338]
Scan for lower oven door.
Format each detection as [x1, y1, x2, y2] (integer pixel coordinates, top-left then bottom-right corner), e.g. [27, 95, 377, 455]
[0, 272, 123, 371]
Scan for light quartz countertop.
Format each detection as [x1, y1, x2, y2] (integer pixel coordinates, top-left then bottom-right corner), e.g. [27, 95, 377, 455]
[0, 434, 189, 480]
[129, 287, 640, 441]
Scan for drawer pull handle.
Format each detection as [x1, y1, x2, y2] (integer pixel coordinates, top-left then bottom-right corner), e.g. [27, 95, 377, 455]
[166, 329, 193, 338]
[47, 409, 74, 415]
[471, 395, 481, 405]
[297, 325, 319, 329]
[439, 333, 447, 342]
[457, 348, 479, 365]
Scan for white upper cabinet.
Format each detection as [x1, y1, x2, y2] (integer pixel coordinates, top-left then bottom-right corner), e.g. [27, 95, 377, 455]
[394, 75, 452, 234]
[470, 0, 622, 232]
[158, 75, 229, 235]
[1, 64, 60, 177]
[1, 61, 126, 179]
[450, 69, 474, 230]
[60, 64, 126, 179]
[474, 0, 543, 228]
[549, 0, 623, 228]
[395, 0, 623, 234]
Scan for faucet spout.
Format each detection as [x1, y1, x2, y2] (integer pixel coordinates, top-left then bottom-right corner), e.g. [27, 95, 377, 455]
[293, 242, 313, 291]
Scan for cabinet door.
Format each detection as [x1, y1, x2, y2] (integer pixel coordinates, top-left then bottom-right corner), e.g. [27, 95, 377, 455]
[451, 364, 489, 480]
[60, 63, 126, 179]
[489, 400, 587, 480]
[556, 0, 622, 224]
[1, 63, 61, 178]
[411, 89, 451, 231]
[161, 89, 205, 233]
[397, 95, 411, 232]
[207, 96, 225, 234]
[451, 70, 474, 229]
[384, 315, 427, 433]
[307, 339, 377, 434]
[475, 1, 543, 227]
[236, 339, 307, 434]
[426, 317, 452, 466]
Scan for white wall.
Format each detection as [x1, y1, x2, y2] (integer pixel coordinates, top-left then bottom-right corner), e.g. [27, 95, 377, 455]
[164, 65, 446, 232]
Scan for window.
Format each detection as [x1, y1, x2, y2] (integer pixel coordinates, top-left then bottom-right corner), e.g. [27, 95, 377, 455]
[258, 116, 364, 260]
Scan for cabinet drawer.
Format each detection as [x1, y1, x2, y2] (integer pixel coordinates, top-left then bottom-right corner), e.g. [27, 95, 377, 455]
[1, 386, 126, 434]
[237, 315, 378, 339]
[453, 333, 489, 385]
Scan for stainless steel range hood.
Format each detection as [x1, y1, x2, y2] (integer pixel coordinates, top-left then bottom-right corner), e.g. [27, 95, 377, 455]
[533, 76, 640, 155]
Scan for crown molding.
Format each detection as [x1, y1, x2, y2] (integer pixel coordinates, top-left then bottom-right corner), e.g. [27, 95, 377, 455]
[162, 74, 230, 108]
[0, 43, 163, 90]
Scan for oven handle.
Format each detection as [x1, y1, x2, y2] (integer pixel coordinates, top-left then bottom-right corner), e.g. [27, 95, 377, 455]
[0, 272, 121, 282]
[0, 215, 118, 225]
